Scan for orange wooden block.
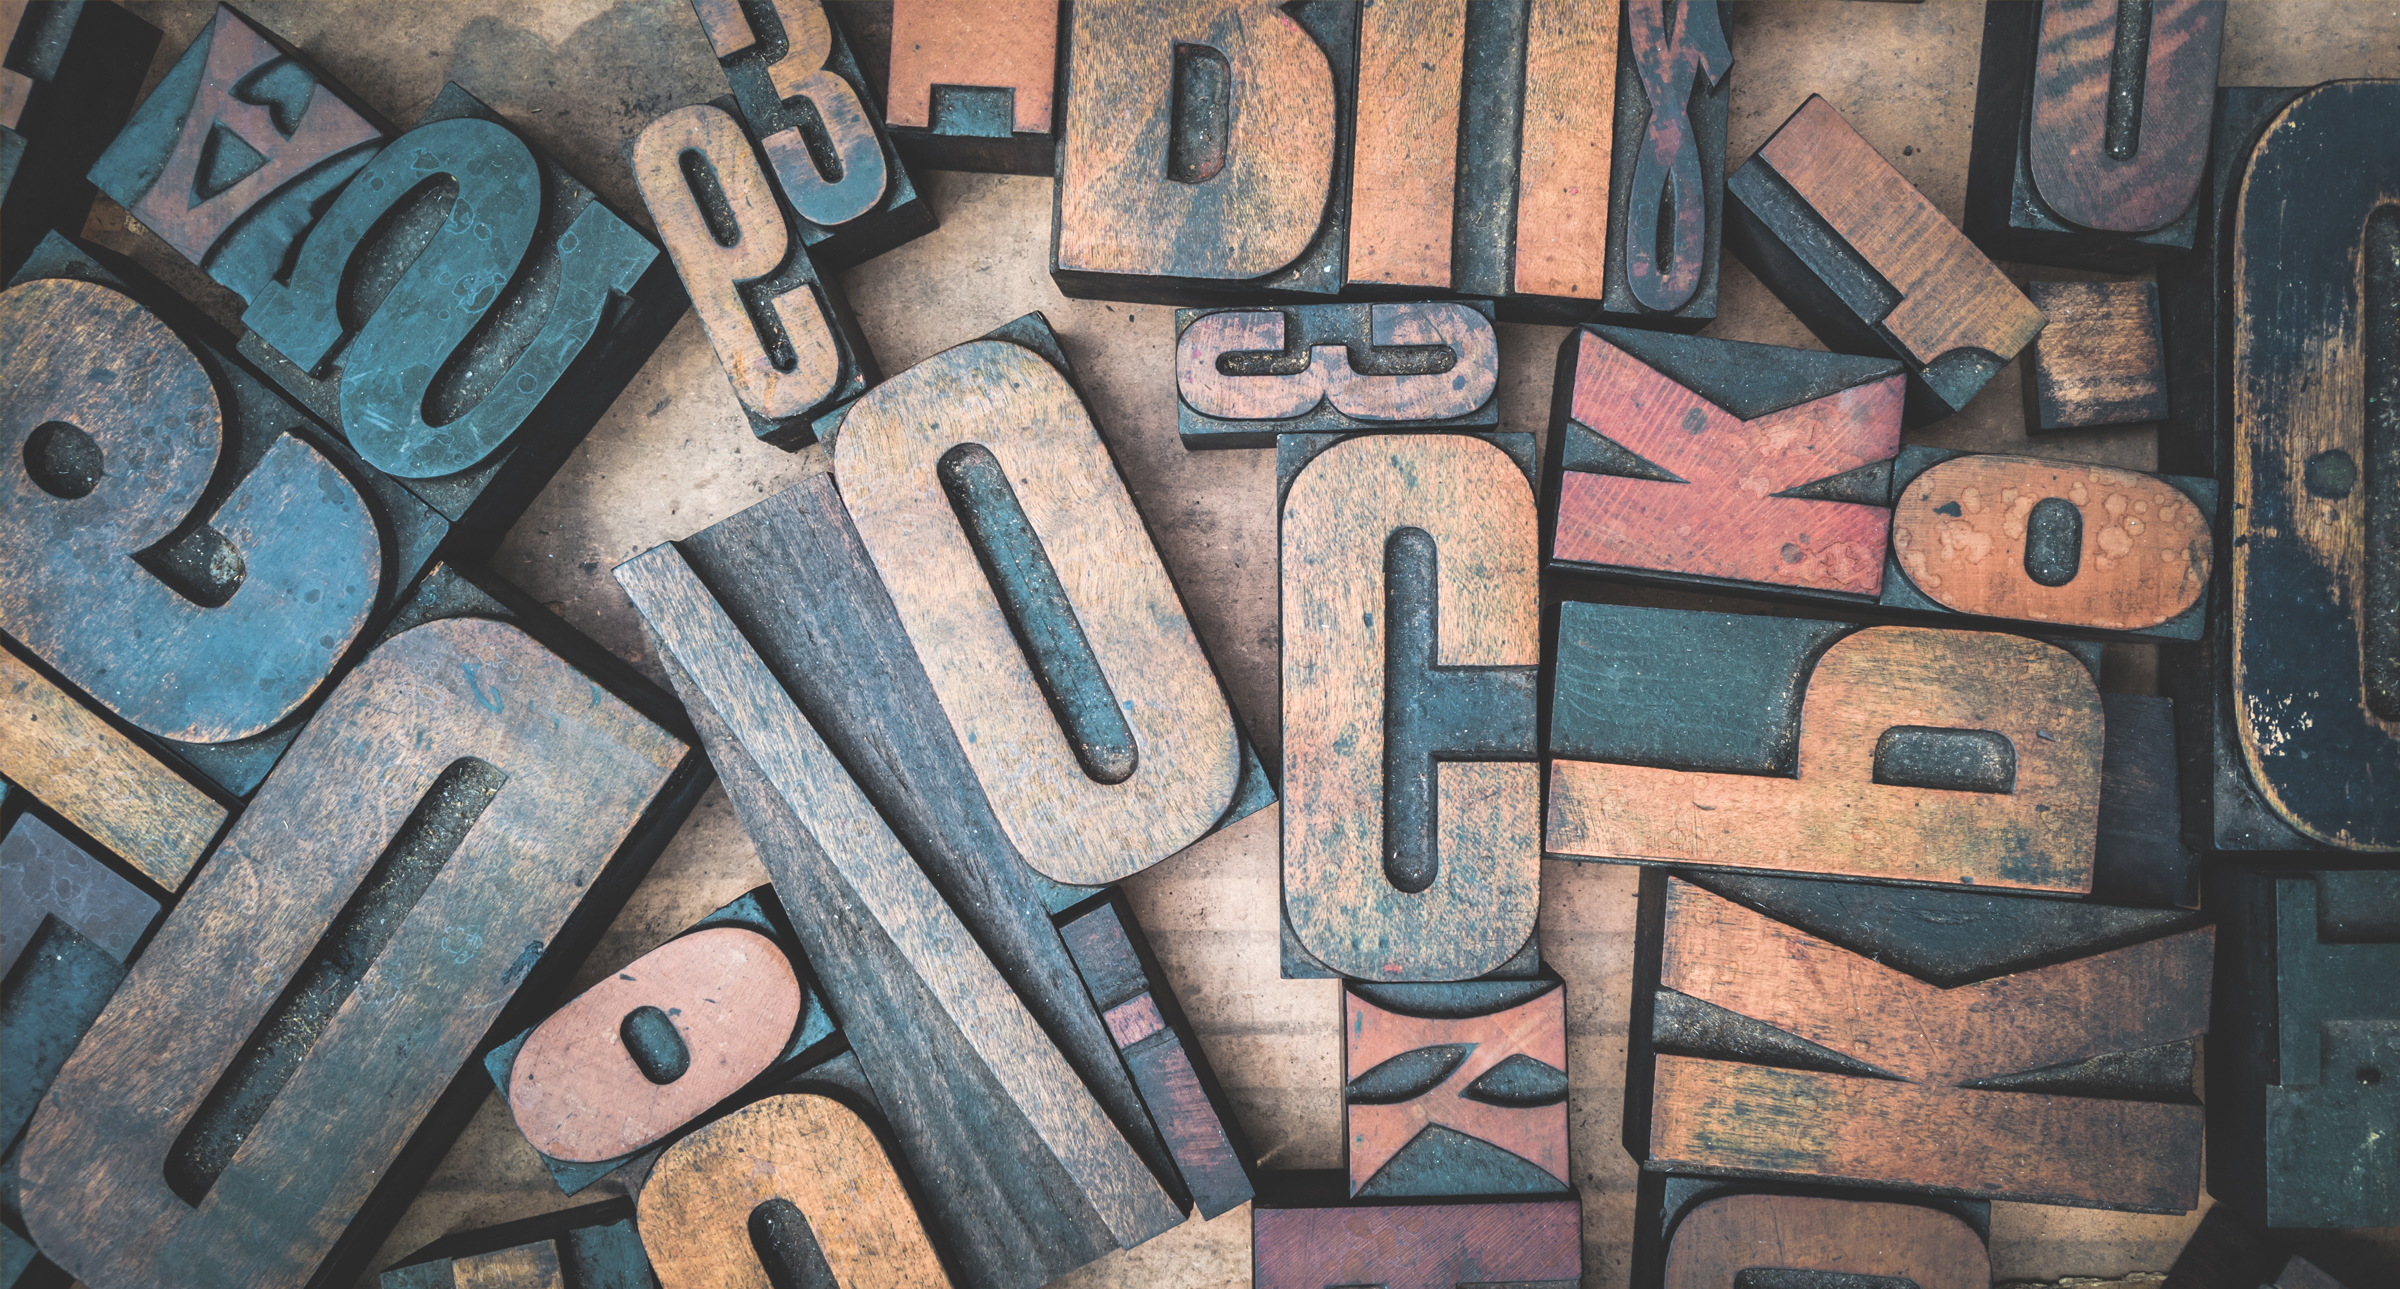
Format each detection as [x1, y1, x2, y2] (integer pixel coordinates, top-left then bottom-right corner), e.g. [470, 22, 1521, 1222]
[1346, 982, 1568, 1198]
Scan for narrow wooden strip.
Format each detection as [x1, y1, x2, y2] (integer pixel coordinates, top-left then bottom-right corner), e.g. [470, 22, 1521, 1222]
[1349, 0, 1465, 288]
[1512, 0, 1616, 300]
[1103, 995, 1166, 1049]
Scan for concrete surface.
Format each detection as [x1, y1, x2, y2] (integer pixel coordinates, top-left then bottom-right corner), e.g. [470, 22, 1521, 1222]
[73, 2, 2400, 1286]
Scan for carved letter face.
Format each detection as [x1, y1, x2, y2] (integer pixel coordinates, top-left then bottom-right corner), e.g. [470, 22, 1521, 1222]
[1176, 302, 1501, 445]
[1641, 876, 2211, 1210]
[2027, 0, 2224, 235]
[1662, 1194, 1988, 1289]
[1345, 981, 1568, 1198]
[1623, 0, 1731, 311]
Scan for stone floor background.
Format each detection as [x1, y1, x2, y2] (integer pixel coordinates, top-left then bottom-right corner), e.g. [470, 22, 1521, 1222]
[78, 2, 2400, 1285]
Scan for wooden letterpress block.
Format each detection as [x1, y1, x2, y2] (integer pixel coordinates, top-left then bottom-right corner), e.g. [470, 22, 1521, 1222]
[689, 0, 933, 268]
[2, 232, 448, 799]
[1252, 1173, 1580, 1289]
[487, 885, 836, 1194]
[619, 537, 1188, 1288]
[1175, 301, 1500, 447]
[15, 562, 707, 1289]
[1281, 433, 1540, 982]
[1598, 0, 1732, 329]
[1628, 870, 2211, 1210]
[630, 100, 876, 448]
[1054, 1, 1354, 305]
[2209, 870, 2400, 1228]
[1059, 891, 1258, 1219]
[1346, 0, 1632, 324]
[1726, 95, 2045, 426]
[1633, 1175, 1989, 1289]
[93, 8, 682, 545]
[1964, 0, 2225, 271]
[639, 1052, 952, 1289]
[1880, 445, 2216, 641]
[2023, 279, 2169, 431]
[884, 0, 1059, 175]
[0, 0, 159, 278]
[1344, 979, 1569, 1199]
[1542, 325, 1904, 601]
[380, 1199, 655, 1289]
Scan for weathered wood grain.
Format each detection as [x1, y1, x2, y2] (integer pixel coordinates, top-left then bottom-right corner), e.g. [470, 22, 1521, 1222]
[2024, 279, 2169, 430]
[617, 545, 1183, 1288]
[1964, 0, 2225, 269]
[1728, 95, 2044, 424]
[0, 647, 223, 890]
[509, 927, 802, 1164]
[1613, 0, 1731, 317]
[1175, 302, 1500, 446]
[1282, 434, 1539, 981]
[1884, 448, 2213, 636]
[1661, 1193, 1988, 1289]
[0, 275, 380, 746]
[1547, 621, 2102, 891]
[1059, 893, 1257, 1219]
[1054, 1, 1342, 301]
[833, 333, 1242, 886]
[1253, 1192, 1580, 1289]
[1547, 325, 1902, 598]
[639, 1091, 950, 1289]
[380, 1198, 653, 1289]
[1636, 876, 2211, 1210]
[2226, 80, 2400, 852]
[1347, 0, 1464, 290]
[1345, 980, 1569, 1198]
[0, 0, 158, 279]
[1511, 0, 1615, 308]
[883, 0, 1057, 175]
[2208, 869, 2400, 1228]
[17, 604, 694, 1289]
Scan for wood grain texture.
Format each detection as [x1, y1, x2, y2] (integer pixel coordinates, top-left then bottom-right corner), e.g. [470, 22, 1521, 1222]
[0, 276, 381, 744]
[617, 546, 1182, 1285]
[1887, 452, 2211, 632]
[451, 1245, 563, 1289]
[380, 1198, 654, 1289]
[2027, 0, 2225, 234]
[2025, 279, 2169, 430]
[0, 0, 30, 132]
[18, 615, 687, 1289]
[1282, 435, 1539, 981]
[639, 1092, 950, 1289]
[1055, 1, 1334, 285]
[1550, 326, 1902, 597]
[0, 646, 223, 890]
[833, 336, 1240, 886]
[1345, 983, 1568, 1197]
[1348, 0, 1464, 289]
[509, 927, 802, 1163]
[1175, 302, 1500, 445]
[753, 0, 889, 227]
[2228, 80, 2400, 852]
[1663, 1194, 1987, 1289]
[1512, 0, 1616, 303]
[91, 4, 383, 279]
[1643, 879, 2210, 1210]
[886, 0, 1056, 132]
[1619, 0, 1731, 313]
[1254, 1197, 1580, 1289]
[1549, 625, 2101, 890]
[632, 104, 852, 432]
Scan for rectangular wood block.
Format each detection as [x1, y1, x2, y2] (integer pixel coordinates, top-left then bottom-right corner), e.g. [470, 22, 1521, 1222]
[2024, 279, 2169, 431]
[1054, 1, 1355, 304]
[1726, 94, 2044, 425]
[379, 1198, 654, 1289]
[688, 0, 934, 267]
[1879, 444, 2216, 641]
[92, 6, 683, 543]
[1542, 324, 1903, 601]
[1253, 1186, 1579, 1289]
[883, 0, 1059, 175]
[1059, 891, 1259, 1219]
[2207, 869, 2400, 1228]
[1343, 978, 1569, 1199]
[1175, 300, 1500, 446]
[1594, 0, 1732, 329]
[629, 97, 877, 448]
[4, 231, 449, 799]
[1635, 1175, 1989, 1289]
[1962, 0, 2225, 271]
[1281, 432, 1541, 982]
[1629, 871, 2212, 1211]
[0, 0, 159, 279]
[13, 562, 705, 1289]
